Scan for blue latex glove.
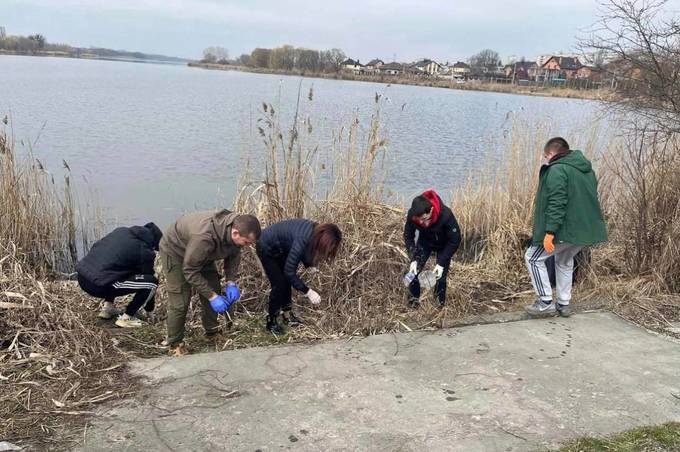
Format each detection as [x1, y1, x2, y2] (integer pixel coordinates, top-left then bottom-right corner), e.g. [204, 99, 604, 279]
[210, 295, 229, 313]
[224, 283, 241, 303]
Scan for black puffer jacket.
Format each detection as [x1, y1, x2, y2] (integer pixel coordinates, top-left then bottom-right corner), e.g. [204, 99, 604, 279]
[404, 195, 461, 266]
[76, 223, 162, 286]
[256, 219, 316, 293]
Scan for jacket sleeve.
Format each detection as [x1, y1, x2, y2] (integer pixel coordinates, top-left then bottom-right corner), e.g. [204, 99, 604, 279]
[404, 218, 417, 260]
[437, 214, 461, 266]
[222, 249, 241, 282]
[545, 167, 569, 234]
[182, 234, 218, 299]
[284, 237, 309, 293]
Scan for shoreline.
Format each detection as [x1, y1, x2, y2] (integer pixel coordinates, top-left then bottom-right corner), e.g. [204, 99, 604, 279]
[188, 62, 614, 101]
[0, 49, 186, 65]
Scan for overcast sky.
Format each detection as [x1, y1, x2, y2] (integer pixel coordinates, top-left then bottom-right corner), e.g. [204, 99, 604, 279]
[2, 0, 678, 62]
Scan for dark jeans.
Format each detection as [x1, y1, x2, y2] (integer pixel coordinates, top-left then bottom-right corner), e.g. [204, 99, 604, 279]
[77, 273, 157, 316]
[257, 247, 293, 317]
[408, 241, 451, 304]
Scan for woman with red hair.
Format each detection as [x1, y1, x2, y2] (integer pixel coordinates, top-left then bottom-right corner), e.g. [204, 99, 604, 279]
[256, 220, 342, 334]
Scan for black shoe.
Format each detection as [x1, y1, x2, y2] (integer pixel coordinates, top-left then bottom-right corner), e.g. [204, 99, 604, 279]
[266, 315, 286, 335]
[282, 311, 304, 327]
[407, 297, 420, 309]
[556, 303, 572, 317]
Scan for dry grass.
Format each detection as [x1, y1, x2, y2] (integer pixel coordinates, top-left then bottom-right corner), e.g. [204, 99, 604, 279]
[2, 89, 680, 448]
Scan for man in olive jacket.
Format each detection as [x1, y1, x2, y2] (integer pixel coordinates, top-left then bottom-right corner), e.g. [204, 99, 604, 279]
[525, 137, 607, 318]
[159, 209, 261, 353]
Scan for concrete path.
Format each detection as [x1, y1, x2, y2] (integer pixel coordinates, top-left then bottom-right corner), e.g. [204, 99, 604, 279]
[77, 312, 680, 451]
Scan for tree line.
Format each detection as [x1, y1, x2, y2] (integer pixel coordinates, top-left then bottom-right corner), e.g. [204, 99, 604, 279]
[202, 45, 347, 73]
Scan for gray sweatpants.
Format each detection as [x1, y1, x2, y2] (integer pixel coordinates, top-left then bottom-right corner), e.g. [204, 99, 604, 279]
[525, 242, 583, 305]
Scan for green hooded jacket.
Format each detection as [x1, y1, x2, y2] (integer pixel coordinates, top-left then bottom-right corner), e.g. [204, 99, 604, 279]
[532, 150, 607, 246]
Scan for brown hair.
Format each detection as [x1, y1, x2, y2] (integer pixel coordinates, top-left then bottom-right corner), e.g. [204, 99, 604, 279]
[233, 214, 262, 239]
[309, 223, 342, 265]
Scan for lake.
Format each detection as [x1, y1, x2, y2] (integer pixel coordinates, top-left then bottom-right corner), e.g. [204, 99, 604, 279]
[0, 55, 606, 228]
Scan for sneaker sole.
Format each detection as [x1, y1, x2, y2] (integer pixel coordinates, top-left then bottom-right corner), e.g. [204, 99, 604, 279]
[114, 320, 143, 328]
[525, 309, 557, 318]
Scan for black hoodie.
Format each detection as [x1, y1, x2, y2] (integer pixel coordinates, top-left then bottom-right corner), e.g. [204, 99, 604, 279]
[404, 194, 461, 267]
[76, 223, 162, 286]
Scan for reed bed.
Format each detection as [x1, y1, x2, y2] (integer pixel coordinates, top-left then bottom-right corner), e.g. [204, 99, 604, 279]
[2, 90, 680, 448]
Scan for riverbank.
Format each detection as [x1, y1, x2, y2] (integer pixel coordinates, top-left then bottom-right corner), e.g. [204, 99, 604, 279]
[189, 61, 614, 101]
[2, 97, 679, 448]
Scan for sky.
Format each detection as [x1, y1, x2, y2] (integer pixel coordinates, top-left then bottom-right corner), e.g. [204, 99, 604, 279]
[0, 0, 674, 62]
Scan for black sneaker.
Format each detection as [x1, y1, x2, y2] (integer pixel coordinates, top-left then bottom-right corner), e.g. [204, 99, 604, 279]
[282, 311, 304, 327]
[556, 303, 572, 317]
[407, 297, 420, 309]
[266, 315, 286, 335]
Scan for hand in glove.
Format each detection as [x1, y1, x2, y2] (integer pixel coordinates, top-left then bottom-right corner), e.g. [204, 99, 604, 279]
[306, 289, 321, 305]
[209, 295, 231, 313]
[433, 264, 444, 280]
[543, 233, 555, 253]
[409, 261, 418, 274]
[224, 282, 241, 303]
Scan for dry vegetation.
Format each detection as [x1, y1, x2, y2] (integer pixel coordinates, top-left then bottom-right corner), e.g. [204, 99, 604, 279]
[1, 87, 679, 449]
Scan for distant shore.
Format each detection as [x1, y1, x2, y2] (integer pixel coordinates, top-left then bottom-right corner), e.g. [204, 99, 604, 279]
[188, 62, 613, 101]
[0, 49, 187, 65]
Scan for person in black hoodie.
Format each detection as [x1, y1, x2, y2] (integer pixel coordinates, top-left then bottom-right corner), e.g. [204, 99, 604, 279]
[76, 222, 163, 328]
[404, 190, 461, 307]
[256, 220, 342, 334]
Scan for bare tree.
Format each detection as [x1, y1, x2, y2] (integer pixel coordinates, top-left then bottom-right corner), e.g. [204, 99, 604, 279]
[202, 46, 229, 64]
[251, 48, 272, 68]
[468, 49, 500, 69]
[580, 0, 680, 133]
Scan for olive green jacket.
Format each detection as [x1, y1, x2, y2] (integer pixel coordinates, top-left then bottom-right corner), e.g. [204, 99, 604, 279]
[532, 150, 608, 246]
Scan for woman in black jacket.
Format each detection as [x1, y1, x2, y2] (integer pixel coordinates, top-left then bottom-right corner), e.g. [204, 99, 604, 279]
[256, 219, 342, 334]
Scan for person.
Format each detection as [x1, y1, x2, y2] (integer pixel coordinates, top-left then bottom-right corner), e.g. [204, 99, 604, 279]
[525, 137, 607, 318]
[404, 190, 461, 307]
[76, 222, 163, 328]
[256, 220, 342, 334]
[159, 209, 261, 355]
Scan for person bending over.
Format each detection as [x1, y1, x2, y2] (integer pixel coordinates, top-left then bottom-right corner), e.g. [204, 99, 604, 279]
[256, 219, 342, 334]
[160, 209, 261, 355]
[404, 190, 461, 307]
[76, 222, 162, 328]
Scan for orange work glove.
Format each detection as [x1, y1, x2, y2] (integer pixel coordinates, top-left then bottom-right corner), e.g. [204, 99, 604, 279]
[543, 233, 555, 253]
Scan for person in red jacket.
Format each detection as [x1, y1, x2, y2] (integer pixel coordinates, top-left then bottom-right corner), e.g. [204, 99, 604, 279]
[404, 190, 461, 307]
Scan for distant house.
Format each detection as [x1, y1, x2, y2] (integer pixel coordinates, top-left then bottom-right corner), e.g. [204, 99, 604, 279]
[451, 61, 471, 76]
[342, 58, 364, 74]
[412, 59, 443, 75]
[365, 59, 384, 73]
[505, 61, 539, 81]
[541, 56, 582, 80]
[376, 62, 403, 76]
[574, 65, 603, 82]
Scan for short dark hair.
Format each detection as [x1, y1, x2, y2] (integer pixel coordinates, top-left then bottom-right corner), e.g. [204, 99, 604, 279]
[545, 137, 570, 153]
[410, 195, 432, 217]
[233, 214, 261, 239]
[309, 223, 342, 265]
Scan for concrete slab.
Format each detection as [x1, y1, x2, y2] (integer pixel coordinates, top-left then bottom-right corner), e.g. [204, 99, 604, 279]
[76, 312, 680, 452]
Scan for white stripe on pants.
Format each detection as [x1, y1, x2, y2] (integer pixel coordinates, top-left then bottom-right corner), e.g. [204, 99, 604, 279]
[524, 242, 583, 305]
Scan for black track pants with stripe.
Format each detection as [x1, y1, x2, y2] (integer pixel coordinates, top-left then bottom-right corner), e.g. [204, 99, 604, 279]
[78, 274, 158, 316]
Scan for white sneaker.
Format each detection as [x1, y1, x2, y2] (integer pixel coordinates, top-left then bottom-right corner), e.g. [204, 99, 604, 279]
[525, 300, 556, 317]
[115, 314, 144, 328]
[97, 304, 121, 319]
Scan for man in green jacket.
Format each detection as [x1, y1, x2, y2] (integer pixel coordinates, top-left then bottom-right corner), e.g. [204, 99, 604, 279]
[525, 137, 607, 318]
[159, 209, 261, 355]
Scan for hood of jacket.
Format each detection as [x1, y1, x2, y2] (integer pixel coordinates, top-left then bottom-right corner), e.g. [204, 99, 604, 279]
[551, 149, 592, 173]
[129, 222, 163, 251]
